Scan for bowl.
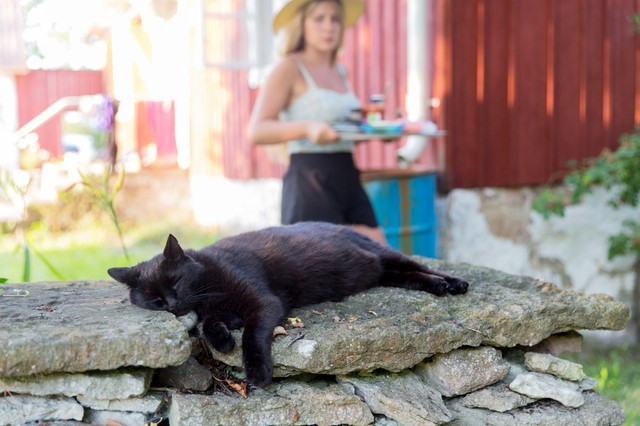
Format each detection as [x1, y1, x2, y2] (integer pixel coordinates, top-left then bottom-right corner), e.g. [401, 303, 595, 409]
[361, 121, 405, 135]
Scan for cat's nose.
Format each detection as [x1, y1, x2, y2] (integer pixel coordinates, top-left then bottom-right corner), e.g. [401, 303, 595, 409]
[165, 295, 178, 310]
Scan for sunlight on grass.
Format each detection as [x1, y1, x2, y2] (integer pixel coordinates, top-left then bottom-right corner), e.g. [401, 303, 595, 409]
[1, 220, 221, 283]
[567, 344, 640, 425]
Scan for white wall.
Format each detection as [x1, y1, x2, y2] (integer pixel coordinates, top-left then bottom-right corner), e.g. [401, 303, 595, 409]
[438, 187, 638, 344]
[190, 174, 282, 232]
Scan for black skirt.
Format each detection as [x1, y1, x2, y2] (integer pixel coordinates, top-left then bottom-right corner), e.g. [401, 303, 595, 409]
[281, 153, 378, 227]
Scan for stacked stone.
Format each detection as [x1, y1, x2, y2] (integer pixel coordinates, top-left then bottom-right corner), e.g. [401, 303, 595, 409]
[0, 281, 193, 425]
[0, 260, 631, 425]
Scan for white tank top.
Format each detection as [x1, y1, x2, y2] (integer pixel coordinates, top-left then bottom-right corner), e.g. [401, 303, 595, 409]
[280, 56, 361, 154]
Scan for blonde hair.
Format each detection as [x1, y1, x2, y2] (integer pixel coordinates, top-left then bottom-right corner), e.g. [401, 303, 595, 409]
[277, 0, 345, 64]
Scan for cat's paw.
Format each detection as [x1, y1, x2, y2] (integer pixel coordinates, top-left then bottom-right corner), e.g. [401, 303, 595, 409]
[426, 277, 448, 296]
[446, 277, 469, 295]
[244, 359, 273, 388]
[243, 344, 273, 388]
[204, 322, 236, 353]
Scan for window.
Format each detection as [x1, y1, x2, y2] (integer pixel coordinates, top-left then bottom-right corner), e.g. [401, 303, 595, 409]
[202, 0, 275, 69]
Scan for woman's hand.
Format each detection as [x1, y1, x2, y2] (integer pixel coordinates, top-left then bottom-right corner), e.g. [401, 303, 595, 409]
[306, 121, 339, 144]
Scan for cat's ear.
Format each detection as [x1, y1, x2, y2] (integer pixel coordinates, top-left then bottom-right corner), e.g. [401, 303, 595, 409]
[163, 234, 185, 261]
[108, 267, 137, 287]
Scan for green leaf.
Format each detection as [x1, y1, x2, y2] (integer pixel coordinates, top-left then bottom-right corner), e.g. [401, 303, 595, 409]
[30, 246, 65, 280]
[21, 245, 31, 283]
[532, 189, 566, 218]
[607, 221, 640, 260]
[534, 129, 640, 261]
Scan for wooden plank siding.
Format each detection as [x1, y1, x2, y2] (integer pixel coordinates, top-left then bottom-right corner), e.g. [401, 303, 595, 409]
[193, 0, 417, 179]
[190, 0, 267, 178]
[344, 0, 410, 172]
[14, 70, 174, 165]
[434, 0, 640, 189]
[17, 0, 639, 191]
[15, 70, 105, 157]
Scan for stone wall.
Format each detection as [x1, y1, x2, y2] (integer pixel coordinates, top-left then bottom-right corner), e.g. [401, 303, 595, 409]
[0, 259, 630, 425]
[438, 187, 640, 344]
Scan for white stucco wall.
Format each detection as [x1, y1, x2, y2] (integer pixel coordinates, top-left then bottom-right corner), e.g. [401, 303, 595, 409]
[438, 187, 638, 343]
[190, 174, 282, 232]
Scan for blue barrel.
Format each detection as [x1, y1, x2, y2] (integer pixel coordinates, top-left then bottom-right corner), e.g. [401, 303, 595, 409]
[363, 169, 437, 257]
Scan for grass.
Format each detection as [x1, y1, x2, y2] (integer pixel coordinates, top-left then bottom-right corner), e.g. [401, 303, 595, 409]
[566, 344, 640, 425]
[1, 217, 639, 424]
[0, 219, 221, 282]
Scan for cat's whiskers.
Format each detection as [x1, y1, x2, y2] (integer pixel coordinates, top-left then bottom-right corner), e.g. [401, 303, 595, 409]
[183, 289, 223, 305]
[185, 286, 223, 298]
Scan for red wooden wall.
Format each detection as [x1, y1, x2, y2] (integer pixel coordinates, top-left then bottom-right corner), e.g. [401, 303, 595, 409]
[190, 0, 256, 178]
[342, 0, 411, 171]
[434, 0, 640, 189]
[192, 0, 416, 179]
[15, 70, 105, 157]
[18, 1, 640, 191]
[15, 70, 177, 164]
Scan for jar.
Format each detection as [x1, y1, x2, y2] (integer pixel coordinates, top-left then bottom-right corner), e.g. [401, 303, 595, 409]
[364, 94, 385, 123]
[347, 108, 363, 124]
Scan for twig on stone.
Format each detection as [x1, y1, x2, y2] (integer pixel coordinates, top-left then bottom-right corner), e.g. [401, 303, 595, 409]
[452, 320, 485, 335]
[287, 331, 306, 347]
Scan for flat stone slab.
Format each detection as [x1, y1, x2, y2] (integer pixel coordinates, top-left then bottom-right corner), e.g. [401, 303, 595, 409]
[413, 346, 511, 397]
[1, 367, 152, 400]
[211, 259, 630, 377]
[169, 380, 374, 426]
[77, 390, 166, 413]
[0, 281, 191, 377]
[524, 352, 587, 381]
[0, 260, 629, 382]
[509, 372, 585, 408]
[0, 395, 84, 425]
[447, 391, 625, 426]
[337, 371, 452, 425]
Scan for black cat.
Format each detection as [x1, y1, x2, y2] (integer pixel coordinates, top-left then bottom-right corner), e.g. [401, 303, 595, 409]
[107, 222, 469, 387]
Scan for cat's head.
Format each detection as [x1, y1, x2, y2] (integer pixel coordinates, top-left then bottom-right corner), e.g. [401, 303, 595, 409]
[108, 234, 205, 316]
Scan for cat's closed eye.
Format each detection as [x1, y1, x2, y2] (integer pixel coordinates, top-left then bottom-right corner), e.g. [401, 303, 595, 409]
[133, 290, 165, 310]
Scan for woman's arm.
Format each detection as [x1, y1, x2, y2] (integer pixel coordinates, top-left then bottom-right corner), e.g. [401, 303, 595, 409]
[249, 58, 338, 145]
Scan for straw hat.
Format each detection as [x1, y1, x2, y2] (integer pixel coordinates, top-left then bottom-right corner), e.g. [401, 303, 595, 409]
[272, 0, 365, 33]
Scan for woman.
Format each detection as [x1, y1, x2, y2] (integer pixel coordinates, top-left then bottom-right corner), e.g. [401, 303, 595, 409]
[249, 0, 386, 244]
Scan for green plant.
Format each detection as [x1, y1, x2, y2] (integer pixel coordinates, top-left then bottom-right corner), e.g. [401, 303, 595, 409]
[74, 165, 130, 263]
[1, 163, 129, 282]
[0, 168, 62, 282]
[595, 356, 621, 391]
[568, 344, 640, 425]
[0, 218, 220, 282]
[533, 130, 640, 340]
[28, 187, 102, 233]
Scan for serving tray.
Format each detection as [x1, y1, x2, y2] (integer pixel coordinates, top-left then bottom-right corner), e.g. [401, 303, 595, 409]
[338, 130, 447, 142]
